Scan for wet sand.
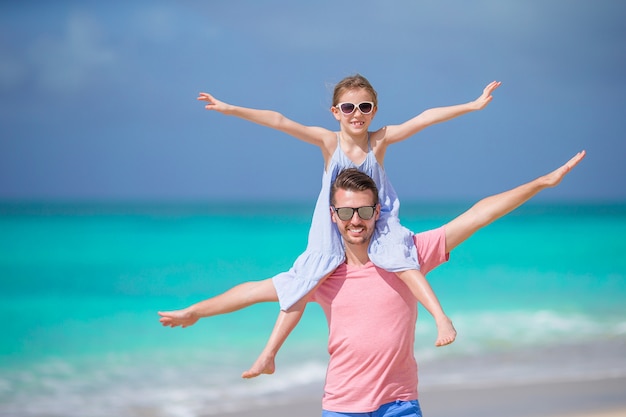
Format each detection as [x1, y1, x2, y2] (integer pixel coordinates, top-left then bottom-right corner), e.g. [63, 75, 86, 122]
[216, 376, 626, 417]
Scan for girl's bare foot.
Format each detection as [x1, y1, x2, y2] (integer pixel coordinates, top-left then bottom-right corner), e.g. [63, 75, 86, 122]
[435, 317, 457, 347]
[241, 354, 276, 379]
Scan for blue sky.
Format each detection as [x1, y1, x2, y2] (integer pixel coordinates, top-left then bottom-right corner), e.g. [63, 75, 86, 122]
[1, 1, 625, 203]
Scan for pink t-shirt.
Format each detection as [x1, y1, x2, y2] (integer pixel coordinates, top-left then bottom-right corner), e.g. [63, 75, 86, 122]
[311, 227, 448, 413]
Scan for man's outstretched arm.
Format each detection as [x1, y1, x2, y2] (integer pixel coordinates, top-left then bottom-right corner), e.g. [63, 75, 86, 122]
[158, 279, 278, 328]
[444, 150, 586, 253]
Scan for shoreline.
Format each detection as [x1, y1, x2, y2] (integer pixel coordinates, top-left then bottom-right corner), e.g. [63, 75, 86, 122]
[215, 376, 626, 417]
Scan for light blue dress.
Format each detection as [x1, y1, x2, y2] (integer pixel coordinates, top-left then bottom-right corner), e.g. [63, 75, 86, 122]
[272, 134, 419, 310]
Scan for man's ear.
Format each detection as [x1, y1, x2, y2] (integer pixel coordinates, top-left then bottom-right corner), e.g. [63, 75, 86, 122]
[375, 204, 381, 221]
[330, 206, 337, 224]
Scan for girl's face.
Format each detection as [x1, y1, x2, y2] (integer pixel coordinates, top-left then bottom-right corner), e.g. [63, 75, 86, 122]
[331, 88, 377, 136]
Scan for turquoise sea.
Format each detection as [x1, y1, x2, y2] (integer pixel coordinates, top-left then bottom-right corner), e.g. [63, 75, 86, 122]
[1, 201, 625, 416]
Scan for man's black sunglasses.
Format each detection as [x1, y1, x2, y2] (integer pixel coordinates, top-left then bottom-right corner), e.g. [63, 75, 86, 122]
[332, 205, 377, 221]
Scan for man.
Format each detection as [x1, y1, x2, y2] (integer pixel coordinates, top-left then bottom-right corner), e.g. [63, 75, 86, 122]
[312, 167, 429, 416]
[159, 151, 586, 416]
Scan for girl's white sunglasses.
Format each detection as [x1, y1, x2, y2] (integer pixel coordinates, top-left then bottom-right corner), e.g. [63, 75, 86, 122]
[335, 102, 375, 115]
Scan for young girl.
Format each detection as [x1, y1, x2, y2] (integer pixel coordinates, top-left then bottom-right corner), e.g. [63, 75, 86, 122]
[159, 74, 501, 377]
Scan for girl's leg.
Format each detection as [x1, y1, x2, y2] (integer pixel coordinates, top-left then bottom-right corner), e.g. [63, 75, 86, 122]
[242, 274, 330, 378]
[395, 269, 456, 347]
[158, 278, 278, 328]
[241, 298, 306, 378]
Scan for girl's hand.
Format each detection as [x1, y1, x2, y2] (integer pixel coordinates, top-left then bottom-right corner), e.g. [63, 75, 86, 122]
[197, 92, 230, 113]
[472, 80, 502, 110]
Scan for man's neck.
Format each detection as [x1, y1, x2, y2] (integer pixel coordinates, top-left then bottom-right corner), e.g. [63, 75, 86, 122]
[343, 244, 371, 267]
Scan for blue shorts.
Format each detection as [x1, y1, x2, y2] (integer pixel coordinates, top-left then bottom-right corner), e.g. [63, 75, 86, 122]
[322, 400, 422, 417]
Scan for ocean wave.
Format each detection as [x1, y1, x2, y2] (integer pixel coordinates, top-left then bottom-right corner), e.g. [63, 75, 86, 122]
[2, 306, 624, 417]
[0, 354, 326, 417]
[2, 334, 625, 417]
[415, 308, 625, 355]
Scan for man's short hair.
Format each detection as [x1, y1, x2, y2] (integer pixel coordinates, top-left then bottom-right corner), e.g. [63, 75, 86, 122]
[330, 169, 379, 206]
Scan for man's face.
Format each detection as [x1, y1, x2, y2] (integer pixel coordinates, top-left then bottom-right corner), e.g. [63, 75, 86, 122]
[331, 188, 380, 247]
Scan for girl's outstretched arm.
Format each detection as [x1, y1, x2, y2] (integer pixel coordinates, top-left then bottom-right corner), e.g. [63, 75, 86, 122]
[197, 92, 336, 159]
[379, 81, 501, 146]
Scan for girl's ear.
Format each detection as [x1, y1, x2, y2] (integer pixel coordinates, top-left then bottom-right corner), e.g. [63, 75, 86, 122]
[330, 106, 341, 121]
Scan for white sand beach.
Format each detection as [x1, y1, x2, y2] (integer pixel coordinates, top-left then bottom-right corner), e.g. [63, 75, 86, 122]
[216, 376, 626, 417]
